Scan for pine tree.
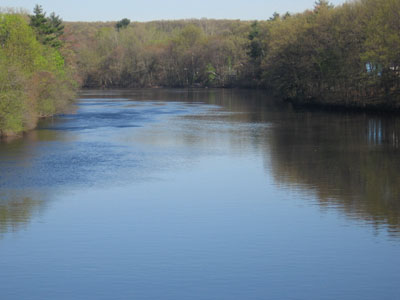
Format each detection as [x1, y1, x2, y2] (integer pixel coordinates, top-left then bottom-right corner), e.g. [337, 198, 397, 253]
[29, 5, 64, 48]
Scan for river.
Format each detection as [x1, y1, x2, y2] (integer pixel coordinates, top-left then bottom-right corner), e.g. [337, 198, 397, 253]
[0, 89, 399, 299]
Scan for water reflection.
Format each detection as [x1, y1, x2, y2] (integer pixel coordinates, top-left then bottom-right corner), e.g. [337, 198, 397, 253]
[187, 90, 400, 234]
[117, 89, 400, 234]
[367, 118, 400, 147]
[86, 89, 400, 234]
[265, 112, 400, 235]
[0, 89, 400, 238]
[0, 191, 45, 235]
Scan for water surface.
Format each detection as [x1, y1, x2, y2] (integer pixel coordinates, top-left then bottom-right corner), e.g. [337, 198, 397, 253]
[1, 89, 399, 299]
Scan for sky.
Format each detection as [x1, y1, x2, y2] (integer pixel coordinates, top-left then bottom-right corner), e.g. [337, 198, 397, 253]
[1, 0, 348, 21]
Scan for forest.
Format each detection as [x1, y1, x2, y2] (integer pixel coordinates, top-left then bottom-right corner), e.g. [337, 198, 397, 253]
[64, 0, 399, 108]
[1, 0, 400, 135]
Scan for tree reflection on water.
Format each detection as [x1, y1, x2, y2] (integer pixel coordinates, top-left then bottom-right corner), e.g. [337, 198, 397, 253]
[0, 89, 399, 237]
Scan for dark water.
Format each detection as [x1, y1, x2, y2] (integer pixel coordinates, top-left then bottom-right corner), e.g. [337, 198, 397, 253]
[1, 89, 399, 300]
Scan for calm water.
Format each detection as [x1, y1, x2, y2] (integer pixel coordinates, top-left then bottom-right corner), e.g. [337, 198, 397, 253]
[0, 89, 399, 300]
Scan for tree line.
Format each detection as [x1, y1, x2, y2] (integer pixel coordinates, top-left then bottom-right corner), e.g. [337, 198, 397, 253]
[64, 0, 399, 108]
[0, 5, 76, 136]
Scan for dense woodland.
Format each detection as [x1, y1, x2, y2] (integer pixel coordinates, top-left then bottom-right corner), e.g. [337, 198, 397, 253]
[0, 0, 400, 135]
[64, 0, 399, 108]
[0, 6, 76, 136]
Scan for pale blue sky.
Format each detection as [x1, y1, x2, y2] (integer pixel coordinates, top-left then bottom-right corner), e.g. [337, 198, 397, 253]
[1, 0, 348, 21]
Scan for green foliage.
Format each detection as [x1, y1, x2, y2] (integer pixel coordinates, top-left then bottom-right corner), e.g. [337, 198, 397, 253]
[205, 63, 216, 86]
[68, 20, 248, 88]
[115, 18, 130, 31]
[62, 0, 398, 108]
[314, 0, 334, 12]
[248, 21, 263, 60]
[260, 0, 399, 107]
[0, 62, 27, 134]
[30, 5, 64, 48]
[269, 12, 280, 21]
[361, 0, 400, 96]
[0, 14, 42, 72]
[0, 9, 76, 136]
[0, 91, 26, 135]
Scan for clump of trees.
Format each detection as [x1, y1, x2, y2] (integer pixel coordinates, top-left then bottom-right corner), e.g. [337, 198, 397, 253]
[64, 0, 399, 108]
[260, 0, 400, 108]
[115, 18, 130, 31]
[64, 19, 249, 88]
[0, 6, 76, 136]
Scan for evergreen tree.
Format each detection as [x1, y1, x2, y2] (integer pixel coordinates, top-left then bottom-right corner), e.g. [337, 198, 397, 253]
[248, 21, 263, 60]
[29, 5, 64, 48]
